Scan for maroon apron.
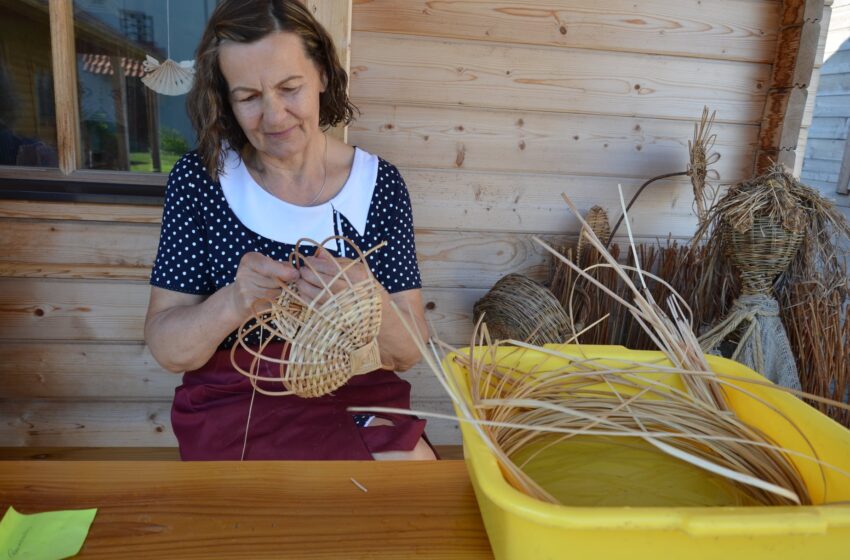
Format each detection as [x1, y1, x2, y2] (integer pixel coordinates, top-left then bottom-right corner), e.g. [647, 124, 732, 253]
[171, 343, 427, 460]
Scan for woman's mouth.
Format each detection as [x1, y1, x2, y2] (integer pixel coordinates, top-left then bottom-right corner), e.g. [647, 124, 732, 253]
[264, 126, 297, 139]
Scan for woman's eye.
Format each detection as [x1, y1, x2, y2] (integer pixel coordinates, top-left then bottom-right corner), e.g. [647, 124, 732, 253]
[238, 95, 257, 103]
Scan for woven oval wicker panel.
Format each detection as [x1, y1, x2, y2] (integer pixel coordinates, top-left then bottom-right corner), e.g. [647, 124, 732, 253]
[231, 237, 385, 398]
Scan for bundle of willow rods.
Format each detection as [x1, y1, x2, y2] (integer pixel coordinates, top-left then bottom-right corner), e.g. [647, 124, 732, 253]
[445, 327, 810, 506]
[359, 192, 850, 507]
[549, 240, 731, 349]
[781, 283, 850, 428]
[549, 243, 620, 346]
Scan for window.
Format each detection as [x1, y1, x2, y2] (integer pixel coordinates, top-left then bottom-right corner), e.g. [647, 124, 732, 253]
[0, 0, 58, 168]
[74, 0, 212, 174]
[0, 0, 219, 201]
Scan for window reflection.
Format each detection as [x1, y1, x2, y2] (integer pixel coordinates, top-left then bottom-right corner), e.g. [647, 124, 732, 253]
[0, 0, 58, 167]
[74, 0, 216, 172]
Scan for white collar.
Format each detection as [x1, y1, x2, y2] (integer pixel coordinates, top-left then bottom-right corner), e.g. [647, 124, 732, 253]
[219, 147, 378, 246]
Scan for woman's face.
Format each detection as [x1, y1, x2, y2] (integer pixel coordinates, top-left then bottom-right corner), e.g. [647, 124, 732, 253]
[219, 31, 326, 161]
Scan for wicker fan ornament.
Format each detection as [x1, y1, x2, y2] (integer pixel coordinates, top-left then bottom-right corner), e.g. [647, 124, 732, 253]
[141, 56, 195, 95]
[231, 236, 386, 398]
[140, 0, 195, 96]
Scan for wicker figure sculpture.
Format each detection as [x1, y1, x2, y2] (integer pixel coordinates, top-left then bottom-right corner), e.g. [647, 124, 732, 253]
[698, 170, 802, 390]
[231, 236, 386, 398]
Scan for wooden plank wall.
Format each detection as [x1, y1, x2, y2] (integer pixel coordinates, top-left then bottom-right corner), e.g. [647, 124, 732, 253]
[349, 0, 778, 237]
[0, 0, 783, 448]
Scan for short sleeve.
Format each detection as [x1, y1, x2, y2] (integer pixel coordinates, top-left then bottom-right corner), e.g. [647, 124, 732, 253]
[366, 162, 422, 294]
[150, 153, 215, 295]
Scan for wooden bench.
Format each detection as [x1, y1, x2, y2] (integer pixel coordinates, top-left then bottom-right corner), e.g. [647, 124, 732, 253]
[0, 446, 464, 461]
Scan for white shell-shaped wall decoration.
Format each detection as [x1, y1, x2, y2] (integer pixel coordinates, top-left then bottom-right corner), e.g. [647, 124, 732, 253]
[141, 55, 195, 96]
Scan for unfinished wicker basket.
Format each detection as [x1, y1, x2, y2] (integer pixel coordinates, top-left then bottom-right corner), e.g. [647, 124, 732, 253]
[231, 236, 385, 398]
[723, 215, 803, 295]
[473, 273, 572, 345]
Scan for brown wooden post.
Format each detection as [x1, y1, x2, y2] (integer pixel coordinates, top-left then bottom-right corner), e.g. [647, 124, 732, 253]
[48, 0, 81, 175]
[110, 56, 130, 171]
[304, 0, 352, 143]
[145, 88, 161, 173]
[755, 0, 825, 174]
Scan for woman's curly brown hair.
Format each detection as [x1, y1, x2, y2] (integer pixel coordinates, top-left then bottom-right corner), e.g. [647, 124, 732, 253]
[187, 0, 357, 180]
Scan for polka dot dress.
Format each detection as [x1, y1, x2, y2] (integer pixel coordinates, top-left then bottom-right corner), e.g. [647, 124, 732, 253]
[150, 150, 422, 350]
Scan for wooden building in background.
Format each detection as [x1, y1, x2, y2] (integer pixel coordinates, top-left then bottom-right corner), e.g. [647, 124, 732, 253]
[800, 0, 850, 216]
[0, 0, 840, 451]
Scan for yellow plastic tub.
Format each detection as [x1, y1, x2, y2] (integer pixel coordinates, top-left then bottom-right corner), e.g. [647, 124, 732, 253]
[445, 344, 850, 560]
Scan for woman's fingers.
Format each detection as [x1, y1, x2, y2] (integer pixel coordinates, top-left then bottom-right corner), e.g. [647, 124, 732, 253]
[300, 248, 367, 290]
[234, 249, 371, 312]
[295, 278, 327, 306]
[246, 252, 300, 285]
[233, 252, 300, 317]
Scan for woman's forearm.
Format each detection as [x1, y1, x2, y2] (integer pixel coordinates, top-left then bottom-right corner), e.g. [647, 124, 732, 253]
[377, 290, 429, 372]
[146, 253, 300, 373]
[145, 285, 246, 373]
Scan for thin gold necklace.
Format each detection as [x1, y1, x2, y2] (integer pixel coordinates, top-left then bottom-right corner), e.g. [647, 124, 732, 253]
[256, 134, 328, 207]
[305, 133, 329, 206]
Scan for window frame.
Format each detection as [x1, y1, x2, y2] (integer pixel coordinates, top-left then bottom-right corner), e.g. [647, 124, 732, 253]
[0, 0, 168, 202]
[0, 0, 351, 204]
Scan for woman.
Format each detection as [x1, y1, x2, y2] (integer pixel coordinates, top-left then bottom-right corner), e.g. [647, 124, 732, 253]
[144, 0, 435, 461]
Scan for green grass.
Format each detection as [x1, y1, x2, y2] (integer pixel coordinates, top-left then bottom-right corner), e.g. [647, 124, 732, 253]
[129, 151, 182, 173]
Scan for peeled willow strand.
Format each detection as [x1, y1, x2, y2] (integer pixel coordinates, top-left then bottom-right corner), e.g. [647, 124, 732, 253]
[355, 323, 830, 505]
[356, 206, 848, 503]
[460, 347, 815, 504]
[352, 190, 850, 506]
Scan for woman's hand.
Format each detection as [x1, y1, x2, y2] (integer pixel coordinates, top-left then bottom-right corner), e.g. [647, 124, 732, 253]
[231, 252, 301, 319]
[296, 247, 369, 305]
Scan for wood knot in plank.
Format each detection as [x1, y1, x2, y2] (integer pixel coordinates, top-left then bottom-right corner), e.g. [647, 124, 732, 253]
[455, 144, 466, 167]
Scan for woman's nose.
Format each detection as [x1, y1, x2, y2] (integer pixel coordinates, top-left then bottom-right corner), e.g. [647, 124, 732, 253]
[261, 94, 288, 126]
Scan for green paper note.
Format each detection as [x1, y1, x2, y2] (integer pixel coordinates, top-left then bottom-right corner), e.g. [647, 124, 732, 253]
[0, 506, 97, 560]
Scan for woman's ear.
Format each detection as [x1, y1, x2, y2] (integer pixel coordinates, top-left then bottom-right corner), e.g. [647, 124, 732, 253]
[320, 71, 328, 93]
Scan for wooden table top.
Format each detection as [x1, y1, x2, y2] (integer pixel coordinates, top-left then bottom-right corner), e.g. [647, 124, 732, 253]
[0, 460, 494, 559]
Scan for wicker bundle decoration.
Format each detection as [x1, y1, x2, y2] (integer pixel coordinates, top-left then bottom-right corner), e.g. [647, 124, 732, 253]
[231, 236, 386, 398]
[576, 205, 611, 263]
[782, 283, 850, 428]
[698, 170, 805, 390]
[473, 273, 572, 346]
[688, 106, 721, 225]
